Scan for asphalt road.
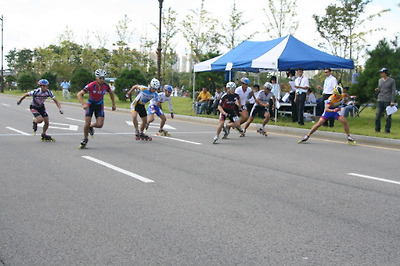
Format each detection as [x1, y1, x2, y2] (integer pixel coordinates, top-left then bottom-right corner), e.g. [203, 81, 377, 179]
[1, 94, 399, 265]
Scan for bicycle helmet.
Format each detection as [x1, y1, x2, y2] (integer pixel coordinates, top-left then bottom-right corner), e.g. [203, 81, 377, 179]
[95, 69, 107, 78]
[38, 79, 49, 86]
[150, 78, 160, 89]
[333, 85, 343, 95]
[226, 82, 237, 90]
[240, 77, 250, 85]
[263, 82, 273, 90]
[164, 85, 173, 92]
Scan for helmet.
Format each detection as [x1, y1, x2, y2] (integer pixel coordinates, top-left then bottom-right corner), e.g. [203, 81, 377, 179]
[333, 85, 343, 95]
[150, 78, 160, 89]
[226, 82, 237, 90]
[263, 82, 273, 90]
[240, 77, 250, 85]
[95, 69, 107, 78]
[38, 79, 49, 86]
[164, 85, 173, 92]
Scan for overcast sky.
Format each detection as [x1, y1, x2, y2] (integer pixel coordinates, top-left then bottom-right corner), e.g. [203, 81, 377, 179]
[1, 0, 399, 68]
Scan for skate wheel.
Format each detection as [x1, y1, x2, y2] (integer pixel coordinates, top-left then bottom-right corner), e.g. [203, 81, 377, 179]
[155, 132, 160, 136]
[148, 137, 152, 141]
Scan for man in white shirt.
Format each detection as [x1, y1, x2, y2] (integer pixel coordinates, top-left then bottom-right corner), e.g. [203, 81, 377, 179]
[318, 67, 338, 127]
[294, 68, 310, 125]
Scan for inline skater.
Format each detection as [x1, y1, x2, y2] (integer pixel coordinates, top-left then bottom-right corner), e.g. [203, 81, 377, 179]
[235, 77, 256, 136]
[213, 82, 242, 144]
[77, 69, 116, 149]
[145, 84, 174, 136]
[242, 82, 276, 137]
[298, 85, 356, 145]
[126, 78, 160, 141]
[17, 79, 63, 141]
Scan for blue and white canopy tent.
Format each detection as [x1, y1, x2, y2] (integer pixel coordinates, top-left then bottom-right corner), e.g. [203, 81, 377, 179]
[192, 35, 354, 115]
[193, 35, 354, 73]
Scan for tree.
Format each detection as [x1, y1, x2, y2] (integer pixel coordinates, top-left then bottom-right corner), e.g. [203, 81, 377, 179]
[222, 0, 258, 49]
[181, 0, 223, 63]
[351, 38, 400, 104]
[70, 68, 94, 92]
[18, 74, 36, 91]
[114, 69, 146, 101]
[41, 72, 58, 91]
[313, 0, 389, 64]
[263, 0, 299, 39]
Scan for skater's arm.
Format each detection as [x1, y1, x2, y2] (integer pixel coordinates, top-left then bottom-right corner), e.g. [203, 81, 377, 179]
[217, 105, 228, 116]
[109, 90, 116, 111]
[126, 85, 139, 97]
[52, 97, 63, 113]
[77, 90, 87, 110]
[17, 93, 29, 104]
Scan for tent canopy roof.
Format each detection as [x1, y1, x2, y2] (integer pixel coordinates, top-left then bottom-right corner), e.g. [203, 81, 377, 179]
[194, 35, 354, 73]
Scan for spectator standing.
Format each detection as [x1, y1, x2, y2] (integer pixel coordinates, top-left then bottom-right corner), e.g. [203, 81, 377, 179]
[318, 68, 338, 127]
[375, 67, 397, 133]
[60, 79, 71, 100]
[294, 68, 310, 125]
[287, 69, 297, 122]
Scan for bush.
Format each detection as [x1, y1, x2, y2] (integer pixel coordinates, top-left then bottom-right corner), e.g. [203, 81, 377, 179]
[41, 72, 57, 91]
[18, 74, 36, 91]
[71, 68, 95, 92]
[114, 69, 146, 101]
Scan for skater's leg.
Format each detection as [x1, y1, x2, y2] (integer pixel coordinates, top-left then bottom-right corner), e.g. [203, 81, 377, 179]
[83, 116, 91, 139]
[216, 120, 224, 136]
[239, 109, 249, 125]
[243, 117, 254, 131]
[131, 111, 139, 132]
[338, 116, 350, 136]
[262, 111, 270, 127]
[91, 117, 104, 129]
[308, 117, 325, 137]
[159, 114, 167, 129]
[42, 116, 50, 135]
[140, 116, 148, 133]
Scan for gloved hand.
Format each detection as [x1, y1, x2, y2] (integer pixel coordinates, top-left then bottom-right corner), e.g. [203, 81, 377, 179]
[334, 108, 339, 113]
[59, 109, 63, 114]
[17, 100, 21, 105]
[125, 94, 130, 99]
[171, 112, 174, 118]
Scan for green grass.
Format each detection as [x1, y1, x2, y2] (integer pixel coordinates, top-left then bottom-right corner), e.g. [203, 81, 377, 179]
[5, 89, 399, 139]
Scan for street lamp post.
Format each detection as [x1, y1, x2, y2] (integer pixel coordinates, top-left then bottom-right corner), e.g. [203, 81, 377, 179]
[1, 15, 3, 93]
[157, 0, 163, 82]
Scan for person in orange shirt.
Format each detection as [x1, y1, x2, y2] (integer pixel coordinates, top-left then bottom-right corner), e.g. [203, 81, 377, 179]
[298, 86, 356, 145]
[196, 87, 211, 114]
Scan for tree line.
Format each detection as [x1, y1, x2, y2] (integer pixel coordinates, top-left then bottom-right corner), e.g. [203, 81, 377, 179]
[2, 0, 395, 104]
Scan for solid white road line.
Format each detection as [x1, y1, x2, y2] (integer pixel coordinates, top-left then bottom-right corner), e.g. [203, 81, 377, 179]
[6, 127, 31, 135]
[154, 135, 202, 145]
[348, 173, 400, 186]
[66, 117, 85, 123]
[82, 156, 154, 183]
[2, 103, 10, 106]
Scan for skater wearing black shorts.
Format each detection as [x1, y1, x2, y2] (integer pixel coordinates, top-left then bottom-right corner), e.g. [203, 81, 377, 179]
[243, 82, 275, 136]
[77, 69, 116, 148]
[17, 79, 63, 140]
[213, 82, 242, 143]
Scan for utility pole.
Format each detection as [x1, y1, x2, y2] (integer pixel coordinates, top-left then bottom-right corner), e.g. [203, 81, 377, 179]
[157, 0, 164, 82]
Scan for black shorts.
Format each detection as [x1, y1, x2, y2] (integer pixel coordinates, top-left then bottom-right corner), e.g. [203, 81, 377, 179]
[250, 105, 268, 118]
[85, 102, 104, 118]
[133, 103, 147, 118]
[30, 105, 48, 118]
[219, 109, 239, 122]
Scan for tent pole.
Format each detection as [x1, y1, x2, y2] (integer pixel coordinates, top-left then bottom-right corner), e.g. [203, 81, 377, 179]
[192, 70, 196, 110]
[275, 71, 279, 123]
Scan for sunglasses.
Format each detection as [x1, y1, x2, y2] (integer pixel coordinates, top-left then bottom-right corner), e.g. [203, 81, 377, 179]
[98, 76, 105, 79]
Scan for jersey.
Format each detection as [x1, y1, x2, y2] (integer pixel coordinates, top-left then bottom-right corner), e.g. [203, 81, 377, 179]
[235, 86, 253, 106]
[219, 92, 240, 111]
[133, 85, 158, 105]
[149, 92, 172, 112]
[28, 88, 55, 107]
[325, 94, 344, 109]
[83, 81, 112, 105]
[255, 90, 274, 107]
